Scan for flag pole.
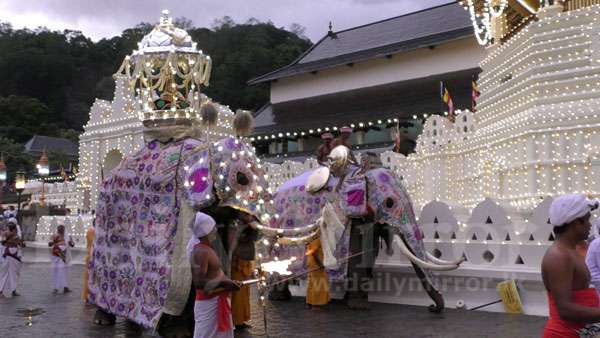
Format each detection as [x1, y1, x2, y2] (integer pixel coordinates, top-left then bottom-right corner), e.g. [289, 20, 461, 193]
[439, 81, 444, 117]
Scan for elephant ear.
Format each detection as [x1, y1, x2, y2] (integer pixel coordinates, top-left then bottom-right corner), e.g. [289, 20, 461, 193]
[339, 176, 368, 217]
[180, 140, 215, 210]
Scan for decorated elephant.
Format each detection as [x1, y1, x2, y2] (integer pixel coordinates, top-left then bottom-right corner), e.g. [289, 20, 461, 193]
[262, 147, 464, 312]
[87, 116, 273, 337]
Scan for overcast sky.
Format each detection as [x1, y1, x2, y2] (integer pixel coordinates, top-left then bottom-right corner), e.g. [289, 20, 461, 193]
[0, 0, 450, 42]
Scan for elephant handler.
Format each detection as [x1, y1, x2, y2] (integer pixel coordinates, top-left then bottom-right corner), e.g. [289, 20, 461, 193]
[190, 212, 241, 338]
[542, 194, 600, 338]
[305, 237, 330, 310]
[231, 225, 257, 330]
[316, 133, 334, 165]
[331, 126, 357, 164]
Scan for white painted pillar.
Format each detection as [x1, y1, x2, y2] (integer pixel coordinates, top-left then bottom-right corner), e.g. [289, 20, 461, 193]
[268, 142, 277, 155]
[356, 130, 366, 145]
[297, 138, 305, 152]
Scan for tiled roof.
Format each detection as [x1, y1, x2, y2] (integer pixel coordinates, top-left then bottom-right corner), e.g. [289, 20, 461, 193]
[24, 135, 79, 157]
[249, 2, 472, 84]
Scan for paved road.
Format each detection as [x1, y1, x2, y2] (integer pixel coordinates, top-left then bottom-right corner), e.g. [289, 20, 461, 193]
[0, 263, 546, 338]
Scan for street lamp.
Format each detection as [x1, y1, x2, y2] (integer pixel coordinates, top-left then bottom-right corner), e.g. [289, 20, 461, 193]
[36, 149, 49, 207]
[0, 154, 6, 181]
[0, 154, 6, 206]
[15, 170, 26, 224]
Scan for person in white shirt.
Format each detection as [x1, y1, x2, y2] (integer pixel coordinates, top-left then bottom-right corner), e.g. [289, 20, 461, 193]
[3, 206, 17, 219]
[586, 218, 600, 295]
[48, 225, 74, 293]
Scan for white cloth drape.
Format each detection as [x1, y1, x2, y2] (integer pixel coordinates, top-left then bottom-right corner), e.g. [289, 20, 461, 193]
[319, 203, 347, 268]
[193, 299, 233, 338]
[52, 244, 72, 290]
[0, 247, 21, 297]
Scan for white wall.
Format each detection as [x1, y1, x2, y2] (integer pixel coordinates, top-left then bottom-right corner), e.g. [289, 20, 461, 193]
[271, 38, 486, 104]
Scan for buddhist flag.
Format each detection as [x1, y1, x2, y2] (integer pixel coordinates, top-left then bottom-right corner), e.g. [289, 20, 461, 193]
[60, 165, 68, 182]
[472, 77, 481, 112]
[394, 122, 402, 153]
[440, 81, 455, 121]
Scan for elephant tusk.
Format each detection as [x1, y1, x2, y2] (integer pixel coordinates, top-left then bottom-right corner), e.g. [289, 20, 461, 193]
[277, 230, 320, 246]
[425, 252, 466, 266]
[252, 221, 320, 237]
[394, 235, 460, 271]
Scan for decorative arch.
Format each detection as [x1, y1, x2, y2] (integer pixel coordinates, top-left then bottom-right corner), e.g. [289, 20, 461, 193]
[102, 149, 124, 180]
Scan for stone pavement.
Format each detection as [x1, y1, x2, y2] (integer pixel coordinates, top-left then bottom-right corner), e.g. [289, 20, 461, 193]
[0, 263, 547, 338]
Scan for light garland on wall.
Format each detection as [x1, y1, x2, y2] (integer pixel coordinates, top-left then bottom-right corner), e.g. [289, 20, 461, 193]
[261, 6, 600, 214]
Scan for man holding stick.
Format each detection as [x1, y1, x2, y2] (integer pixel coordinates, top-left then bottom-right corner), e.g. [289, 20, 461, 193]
[189, 212, 240, 338]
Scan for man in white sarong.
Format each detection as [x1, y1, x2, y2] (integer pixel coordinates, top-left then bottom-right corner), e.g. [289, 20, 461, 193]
[189, 212, 240, 338]
[48, 225, 74, 294]
[0, 222, 23, 297]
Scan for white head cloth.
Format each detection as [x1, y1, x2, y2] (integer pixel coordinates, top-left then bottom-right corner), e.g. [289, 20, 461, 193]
[187, 212, 216, 260]
[192, 212, 216, 239]
[7, 217, 17, 225]
[549, 194, 599, 227]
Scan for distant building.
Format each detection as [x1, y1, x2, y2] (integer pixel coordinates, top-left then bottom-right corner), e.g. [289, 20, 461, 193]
[249, 3, 485, 162]
[24, 135, 79, 160]
[24, 135, 79, 178]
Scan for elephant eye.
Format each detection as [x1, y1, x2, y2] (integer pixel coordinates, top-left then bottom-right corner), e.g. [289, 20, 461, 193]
[236, 172, 250, 186]
[385, 198, 394, 208]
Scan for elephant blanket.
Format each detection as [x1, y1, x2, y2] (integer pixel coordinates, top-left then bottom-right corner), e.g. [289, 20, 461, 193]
[271, 166, 426, 283]
[88, 138, 213, 328]
[271, 169, 351, 283]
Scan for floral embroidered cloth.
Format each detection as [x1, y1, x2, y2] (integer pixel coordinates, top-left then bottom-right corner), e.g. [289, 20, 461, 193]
[88, 136, 269, 329]
[88, 138, 210, 328]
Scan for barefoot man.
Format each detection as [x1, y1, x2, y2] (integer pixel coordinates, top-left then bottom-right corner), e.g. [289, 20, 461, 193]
[49, 225, 74, 294]
[189, 212, 240, 338]
[542, 194, 600, 337]
[0, 222, 24, 297]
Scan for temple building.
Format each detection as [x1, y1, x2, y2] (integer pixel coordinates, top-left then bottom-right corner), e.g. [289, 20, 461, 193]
[249, 2, 486, 161]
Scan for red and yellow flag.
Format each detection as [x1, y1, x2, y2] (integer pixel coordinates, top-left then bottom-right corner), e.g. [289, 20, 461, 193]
[440, 81, 455, 121]
[472, 77, 481, 112]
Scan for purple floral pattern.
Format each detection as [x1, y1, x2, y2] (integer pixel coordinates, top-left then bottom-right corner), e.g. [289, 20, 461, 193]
[89, 139, 186, 328]
[271, 167, 427, 282]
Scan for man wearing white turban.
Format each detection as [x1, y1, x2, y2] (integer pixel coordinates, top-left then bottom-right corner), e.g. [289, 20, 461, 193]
[542, 194, 600, 337]
[189, 212, 240, 338]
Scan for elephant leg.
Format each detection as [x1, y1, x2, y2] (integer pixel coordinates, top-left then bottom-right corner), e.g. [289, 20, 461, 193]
[156, 288, 195, 338]
[397, 234, 445, 313]
[93, 308, 116, 326]
[268, 280, 292, 301]
[346, 221, 371, 310]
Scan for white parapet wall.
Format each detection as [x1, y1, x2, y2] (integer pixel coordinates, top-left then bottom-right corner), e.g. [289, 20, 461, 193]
[370, 197, 555, 316]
